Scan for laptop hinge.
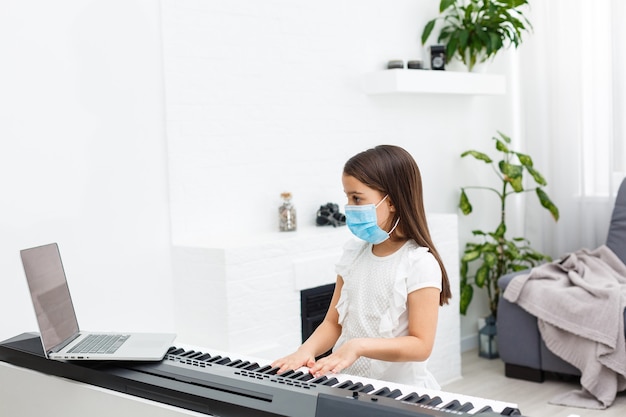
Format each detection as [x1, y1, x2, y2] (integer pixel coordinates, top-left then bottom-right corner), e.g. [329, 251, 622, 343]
[50, 332, 81, 354]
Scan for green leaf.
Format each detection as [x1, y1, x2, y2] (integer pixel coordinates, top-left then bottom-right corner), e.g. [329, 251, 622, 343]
[461, 150, 492, 163]
[475, 263, 489, 287]
[494, 138, 510, 153]
[499, 161, 523, 179]
[421, 19, 437, 45]
[526, 165, 547, 186]
[508, 175, 523, 192]
[516, 152, 533, 167]
[494, 222, 506, 238]
[536, 188, 560, 221]
[497, 131, 512, 144]
[462, 249, 481, 263]
[440, 0, 456, 12]
[484, 251, 497, 267]
[460, 260, 468, 281]
[459, 189, 472, 215]
[511, 264, 530, 272]
[460, 283, 473, 315]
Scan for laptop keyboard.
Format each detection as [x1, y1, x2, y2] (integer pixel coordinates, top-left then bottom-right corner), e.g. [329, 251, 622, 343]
[68, 334, 130, 354]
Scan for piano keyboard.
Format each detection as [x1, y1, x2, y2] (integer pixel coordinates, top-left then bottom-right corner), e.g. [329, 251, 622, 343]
[127, 345, 522, 417]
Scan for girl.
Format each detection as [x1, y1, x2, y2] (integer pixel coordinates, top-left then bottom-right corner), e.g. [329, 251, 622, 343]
[272, 145, 452, 389]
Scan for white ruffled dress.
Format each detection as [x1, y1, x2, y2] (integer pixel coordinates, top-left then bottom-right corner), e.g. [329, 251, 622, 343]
[334, 238, 442, 389]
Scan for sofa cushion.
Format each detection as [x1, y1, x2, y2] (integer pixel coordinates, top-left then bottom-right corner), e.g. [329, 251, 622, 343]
[607, 178, 626, 265]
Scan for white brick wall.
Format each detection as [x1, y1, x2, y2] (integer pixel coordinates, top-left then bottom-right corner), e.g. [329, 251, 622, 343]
[172, 214, 461, 385]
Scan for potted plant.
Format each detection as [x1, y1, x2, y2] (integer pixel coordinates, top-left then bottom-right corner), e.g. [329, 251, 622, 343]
[459, 131, 559, 322]
[421, 0, 532, 71]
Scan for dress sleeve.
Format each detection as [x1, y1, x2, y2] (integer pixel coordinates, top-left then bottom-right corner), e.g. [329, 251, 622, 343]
[406, 246, 443, 293]
[335, 238, 366, 278]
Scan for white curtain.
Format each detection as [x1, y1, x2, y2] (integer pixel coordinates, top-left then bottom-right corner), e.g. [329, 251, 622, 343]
[517, 0, 626, 258]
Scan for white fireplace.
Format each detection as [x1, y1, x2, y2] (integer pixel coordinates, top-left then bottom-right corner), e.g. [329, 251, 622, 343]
[171, 213, 461, 385]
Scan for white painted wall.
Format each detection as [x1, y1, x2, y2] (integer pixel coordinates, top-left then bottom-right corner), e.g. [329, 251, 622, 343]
[0, 1, 175, 338]
[0, 0, 515, 364]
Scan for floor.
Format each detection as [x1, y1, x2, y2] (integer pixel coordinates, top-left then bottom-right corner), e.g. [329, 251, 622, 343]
[442, 350, 626, 417]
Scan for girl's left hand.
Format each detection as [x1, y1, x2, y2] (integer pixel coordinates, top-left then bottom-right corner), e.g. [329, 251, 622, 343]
[308, 339, 360, 377]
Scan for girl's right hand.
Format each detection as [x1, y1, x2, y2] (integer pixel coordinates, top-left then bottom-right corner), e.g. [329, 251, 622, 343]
[271, 349, 316, 374]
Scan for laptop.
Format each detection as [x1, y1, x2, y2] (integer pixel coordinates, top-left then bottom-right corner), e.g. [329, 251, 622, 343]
[20, 242, 176, 361]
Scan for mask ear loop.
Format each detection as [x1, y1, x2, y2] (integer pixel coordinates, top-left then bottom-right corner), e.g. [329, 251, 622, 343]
[388, 217, 400, 235]
[374, 194, 389, 208]
[375, 194, 399, 236]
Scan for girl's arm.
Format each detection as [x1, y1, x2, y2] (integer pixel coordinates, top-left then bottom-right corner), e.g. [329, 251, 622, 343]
[271, 276, 344, 373]
[308, 286, 440, 376]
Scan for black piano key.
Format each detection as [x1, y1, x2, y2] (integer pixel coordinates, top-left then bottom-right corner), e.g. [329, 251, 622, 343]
[357, 384, 375, 393]
[372, 387, 391, 397]
[415, 394, 431, 403]
[345, 382, 363, 391]
[442, 400, 461, 410]
[224, 359, 242, 367]
[264, 366, 281, 375]
[399, 392, 421, 403]
[426, 396, 443, 406]
[179, 350, 196, 357]
[386, 389, 403, 399]
[253, 364, 272, 373]
[457, 402, 475, 412]
[296, 373, 314, 382]
[206, 355, 223, 363]
[242, 362, 260, 371]
[215, 357, 232, 365]
[191, 352, 209, 359]
[475, 405, 494, 414]
[168, 348, 185, 355]
[277, 370, 295, 378]
[310, 375, 328, 384]
[287, 371, 304, 379]
[501, 406, 522, 415]
[322, 377, 339, 386]
[335, 380, 354, 389]
[234, 360, 251, 368]
[195, 353, 212, 361]
[167, 346, 181, 354]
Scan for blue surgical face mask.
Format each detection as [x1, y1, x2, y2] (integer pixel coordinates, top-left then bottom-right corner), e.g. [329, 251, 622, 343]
[345, 195, 400, 244]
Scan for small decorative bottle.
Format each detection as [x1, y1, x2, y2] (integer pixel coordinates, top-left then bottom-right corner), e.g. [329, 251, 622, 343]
[279, 192, 297, 232]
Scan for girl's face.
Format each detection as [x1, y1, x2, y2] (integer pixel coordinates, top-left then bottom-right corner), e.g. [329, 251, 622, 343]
[342, 174, 395, 229]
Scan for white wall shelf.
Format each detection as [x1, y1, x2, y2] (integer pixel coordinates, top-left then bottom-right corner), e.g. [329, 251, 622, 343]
[360, 69, 506, 96]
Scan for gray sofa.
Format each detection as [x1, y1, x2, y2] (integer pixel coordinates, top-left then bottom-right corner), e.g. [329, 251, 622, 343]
[497, 178, 626, 382]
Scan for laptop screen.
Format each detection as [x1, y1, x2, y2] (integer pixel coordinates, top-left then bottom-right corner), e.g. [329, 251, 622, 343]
[21, 243, 79, 354]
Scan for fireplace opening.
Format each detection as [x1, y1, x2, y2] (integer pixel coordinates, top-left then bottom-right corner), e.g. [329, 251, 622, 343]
[300, 283, 335, 359]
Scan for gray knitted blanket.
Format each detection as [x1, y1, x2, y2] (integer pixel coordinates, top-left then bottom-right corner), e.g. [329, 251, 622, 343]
[503, 245, 626, 409]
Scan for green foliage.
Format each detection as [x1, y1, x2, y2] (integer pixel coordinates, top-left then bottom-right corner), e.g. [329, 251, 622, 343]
[421, 0, 532, 71]
[459, 131, 559, 318]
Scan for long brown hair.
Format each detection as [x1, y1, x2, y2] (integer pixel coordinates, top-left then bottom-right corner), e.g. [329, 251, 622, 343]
[343, 145, 452, 306]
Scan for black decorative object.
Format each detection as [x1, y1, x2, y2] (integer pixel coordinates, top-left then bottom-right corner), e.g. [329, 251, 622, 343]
[429, 45, 446, 70]
[316, 203, 346, 227]
[479, 315, 499, 359]
[407, 60, 423, 69]
[386, 60, 404, 69]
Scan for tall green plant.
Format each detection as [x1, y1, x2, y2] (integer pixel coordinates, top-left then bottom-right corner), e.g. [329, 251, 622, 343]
[421, 0, 532, 71]
[459, 132, 559, 318]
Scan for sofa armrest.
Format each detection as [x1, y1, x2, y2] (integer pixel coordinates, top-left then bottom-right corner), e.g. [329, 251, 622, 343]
[497, 270, 543, 370]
